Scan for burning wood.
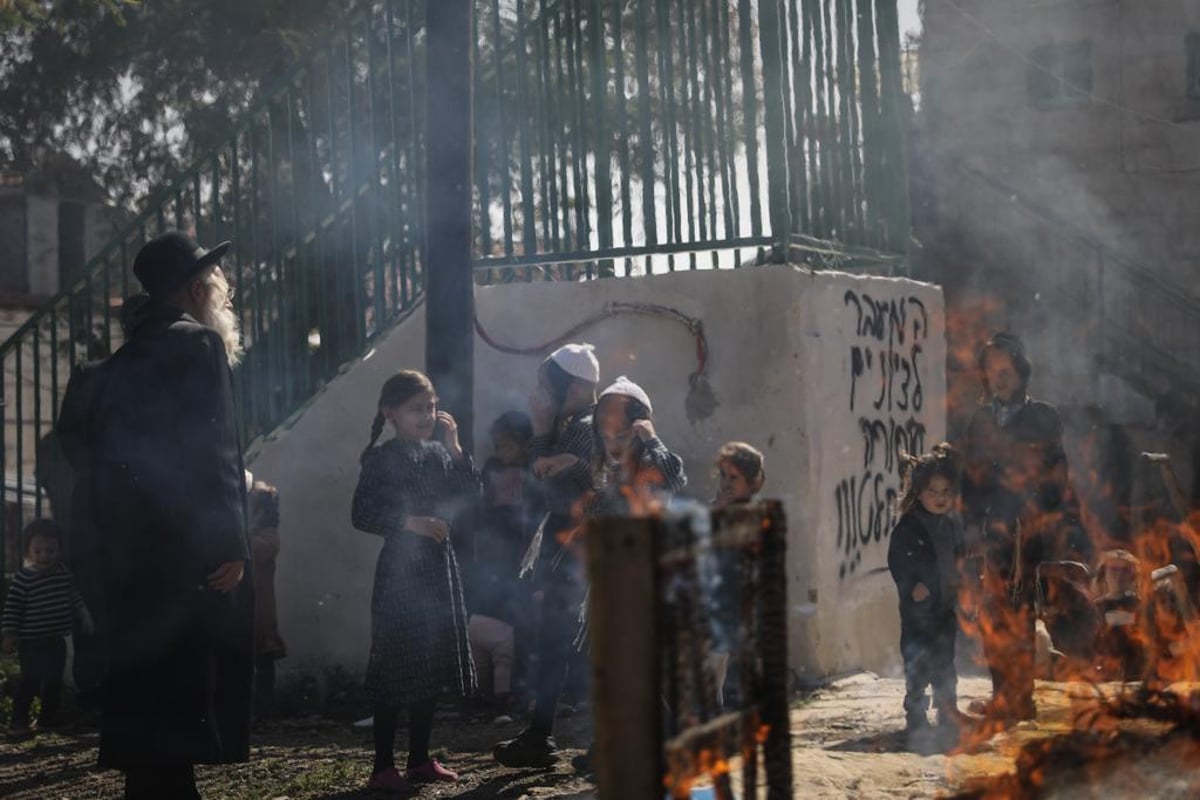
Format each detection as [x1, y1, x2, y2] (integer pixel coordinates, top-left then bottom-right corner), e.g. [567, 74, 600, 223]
[951, 683, 1200, 799]
[587, 502, 792, 800]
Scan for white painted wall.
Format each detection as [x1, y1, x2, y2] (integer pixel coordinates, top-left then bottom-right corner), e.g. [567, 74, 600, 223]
[252, 265, 945, 681]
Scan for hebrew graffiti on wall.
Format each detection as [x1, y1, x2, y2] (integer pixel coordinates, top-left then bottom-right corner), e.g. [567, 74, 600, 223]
[836, 290, 930, 580]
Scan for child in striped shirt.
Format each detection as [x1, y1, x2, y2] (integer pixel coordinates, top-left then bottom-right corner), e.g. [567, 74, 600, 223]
[2, 519, 93, 736]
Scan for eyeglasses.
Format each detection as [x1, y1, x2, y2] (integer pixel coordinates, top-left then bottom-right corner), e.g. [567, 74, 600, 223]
[206, 275, 236, 301]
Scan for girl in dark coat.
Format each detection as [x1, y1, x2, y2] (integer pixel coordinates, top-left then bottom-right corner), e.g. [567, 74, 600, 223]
[888, 444, 966, 735]
[352, 370, 480, 792]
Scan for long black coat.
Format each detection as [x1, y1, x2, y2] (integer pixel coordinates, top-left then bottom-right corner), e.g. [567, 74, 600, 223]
[88, 304, 254, 769]
[962, 398, 1090, 575]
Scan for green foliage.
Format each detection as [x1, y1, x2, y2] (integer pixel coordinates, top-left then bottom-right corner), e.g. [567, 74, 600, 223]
[0, 0, 351, 209]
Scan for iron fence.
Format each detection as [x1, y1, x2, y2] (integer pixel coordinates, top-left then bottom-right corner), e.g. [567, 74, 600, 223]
[472, 0, 912, 280]
[0, 0, 429, 567]
[0, 0, 912, 573]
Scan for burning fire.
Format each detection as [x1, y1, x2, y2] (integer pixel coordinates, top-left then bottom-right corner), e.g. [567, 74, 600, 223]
[936, 299, 1200, 793]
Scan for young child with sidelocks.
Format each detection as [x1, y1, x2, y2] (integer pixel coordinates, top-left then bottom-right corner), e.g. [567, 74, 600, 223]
[2, 519, 94, 737]
[887, 443, 968, 738]
[352, 370, 480, 792]
[589, 376, 688, 516]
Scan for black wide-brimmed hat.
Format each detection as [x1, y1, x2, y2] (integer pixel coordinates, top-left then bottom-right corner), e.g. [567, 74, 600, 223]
[133, 231, 231, 301]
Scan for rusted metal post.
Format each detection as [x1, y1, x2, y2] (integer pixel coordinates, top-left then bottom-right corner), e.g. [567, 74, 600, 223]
[759, 500, 794, 798]
[588, 517, 663, 800]
[425, 0, 475, 445]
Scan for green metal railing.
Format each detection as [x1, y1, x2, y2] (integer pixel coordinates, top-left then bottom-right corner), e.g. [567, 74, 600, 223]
[1, 0, 913, 572]
[0, 0, 429, 570]
[471, 0, 911, 280]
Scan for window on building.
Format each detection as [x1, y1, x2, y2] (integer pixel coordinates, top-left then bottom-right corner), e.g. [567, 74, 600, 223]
[1187, 33, 1200, 100]
[1027, 41, 1092, 109]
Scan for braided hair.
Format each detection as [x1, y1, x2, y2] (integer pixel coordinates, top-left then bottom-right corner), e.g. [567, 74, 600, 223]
[361, 369, 436, 463]
[896, 442, 960, 516]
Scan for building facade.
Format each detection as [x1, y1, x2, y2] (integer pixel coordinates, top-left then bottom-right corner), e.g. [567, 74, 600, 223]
[915, 0, 1200, 522]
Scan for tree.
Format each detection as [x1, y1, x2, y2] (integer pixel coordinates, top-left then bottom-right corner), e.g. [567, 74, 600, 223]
[0, 0, 350, 210]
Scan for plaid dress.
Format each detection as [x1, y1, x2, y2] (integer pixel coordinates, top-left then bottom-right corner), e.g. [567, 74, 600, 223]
[352, 439, 480, 706]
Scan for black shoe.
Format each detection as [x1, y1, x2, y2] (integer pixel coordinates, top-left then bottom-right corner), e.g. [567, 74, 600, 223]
[571, 744, 595, 776]
[494, 729, 559, 769]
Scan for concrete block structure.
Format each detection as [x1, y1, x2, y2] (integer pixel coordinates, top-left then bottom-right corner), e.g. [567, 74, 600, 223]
[250, 265, 946, 682]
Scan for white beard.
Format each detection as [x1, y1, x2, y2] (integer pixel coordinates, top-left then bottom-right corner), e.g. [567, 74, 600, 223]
[198, 299, 244, 367]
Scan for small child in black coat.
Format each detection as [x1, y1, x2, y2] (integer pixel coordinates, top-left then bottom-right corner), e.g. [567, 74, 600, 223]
[464, 411, 543, 710]
[887, 443, 966, 735]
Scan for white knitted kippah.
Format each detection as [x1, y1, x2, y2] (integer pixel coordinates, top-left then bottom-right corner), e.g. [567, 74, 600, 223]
[548, 342, 600, 383]
[599, 375, 653, 415]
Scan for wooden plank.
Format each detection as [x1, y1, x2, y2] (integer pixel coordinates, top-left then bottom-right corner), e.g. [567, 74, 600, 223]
[588, 517, 664, 800]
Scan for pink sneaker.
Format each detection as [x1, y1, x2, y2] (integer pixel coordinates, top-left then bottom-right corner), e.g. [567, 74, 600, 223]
[367, 766, 413, 794]
[406, 759, 460, 783]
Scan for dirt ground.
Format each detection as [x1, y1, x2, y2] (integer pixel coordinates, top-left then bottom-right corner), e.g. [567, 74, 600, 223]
[0, 700, 599, 800]
[2, 672, 1195, 798]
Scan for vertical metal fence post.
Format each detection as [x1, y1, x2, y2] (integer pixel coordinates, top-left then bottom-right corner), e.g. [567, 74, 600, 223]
[587, 0, 614, 277]
[757, 0, 791, 252]
[425, 0, 475, 448]
[875, 0, 911, 256]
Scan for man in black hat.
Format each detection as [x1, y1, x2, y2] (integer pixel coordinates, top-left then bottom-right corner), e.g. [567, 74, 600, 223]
[88, 231, 253, 799]
[961, 332, 1088, 726]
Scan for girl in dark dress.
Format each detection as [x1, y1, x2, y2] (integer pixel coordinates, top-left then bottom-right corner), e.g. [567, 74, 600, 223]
[351, 370, 480, 792]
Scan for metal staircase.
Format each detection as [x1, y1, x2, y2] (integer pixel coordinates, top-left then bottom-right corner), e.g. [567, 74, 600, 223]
[0, 0, 915, 572]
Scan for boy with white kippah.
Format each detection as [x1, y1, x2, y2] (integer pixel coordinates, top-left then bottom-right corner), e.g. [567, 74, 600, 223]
[590, 376, 687, 517]
[495, 343, 600, 769]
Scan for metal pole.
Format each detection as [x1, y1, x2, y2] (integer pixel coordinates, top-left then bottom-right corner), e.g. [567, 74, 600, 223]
[758, 0, 791, 253]
[425, 0, 475, 448]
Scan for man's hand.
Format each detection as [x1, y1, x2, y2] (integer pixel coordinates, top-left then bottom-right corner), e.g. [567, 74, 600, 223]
[406, 516, 450, 544]
[912, 583, 931, 602]
[208, 561, 245, 593]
